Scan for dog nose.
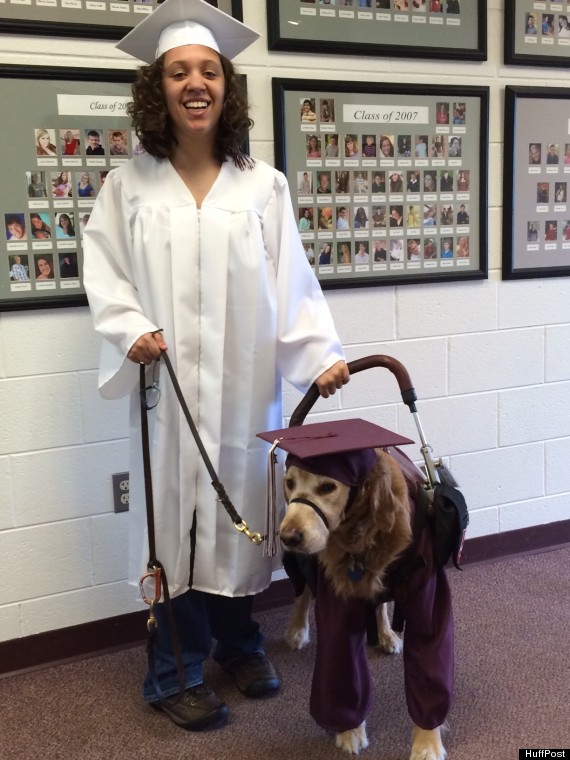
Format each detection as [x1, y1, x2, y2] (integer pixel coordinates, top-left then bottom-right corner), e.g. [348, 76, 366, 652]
[280, 529, 303, 548]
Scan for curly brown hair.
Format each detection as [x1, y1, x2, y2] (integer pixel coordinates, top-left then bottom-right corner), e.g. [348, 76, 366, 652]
[128, 53, 253, 169]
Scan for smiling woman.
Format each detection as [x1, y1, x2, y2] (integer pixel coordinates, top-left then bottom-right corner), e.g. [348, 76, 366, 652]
[83, 0, 348, 734]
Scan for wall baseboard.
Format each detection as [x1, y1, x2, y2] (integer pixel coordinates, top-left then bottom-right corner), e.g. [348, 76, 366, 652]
[1, 518, 568, 679]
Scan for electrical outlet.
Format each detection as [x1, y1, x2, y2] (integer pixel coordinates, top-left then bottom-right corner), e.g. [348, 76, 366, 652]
[112, 472, 130, 512]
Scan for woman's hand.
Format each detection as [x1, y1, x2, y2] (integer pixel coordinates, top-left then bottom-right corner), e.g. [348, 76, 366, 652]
[315, 360, 350, 398]
[127, 331, 167, 364]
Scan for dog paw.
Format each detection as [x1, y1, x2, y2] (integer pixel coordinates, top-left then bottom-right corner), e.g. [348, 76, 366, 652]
[409, 726, 446, 760]
[286, 625, 310, 650]
[335, 722, 369, 755]
[377, 628, 403, 655]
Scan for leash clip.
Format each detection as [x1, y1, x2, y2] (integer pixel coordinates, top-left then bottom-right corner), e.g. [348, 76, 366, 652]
[234, 520, 263, 545]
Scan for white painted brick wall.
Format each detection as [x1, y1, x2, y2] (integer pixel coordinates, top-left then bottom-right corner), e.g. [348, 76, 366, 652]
[1, 1, 569, 641]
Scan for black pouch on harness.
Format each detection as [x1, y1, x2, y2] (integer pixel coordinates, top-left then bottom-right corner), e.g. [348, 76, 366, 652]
[432, 481, 469, 569]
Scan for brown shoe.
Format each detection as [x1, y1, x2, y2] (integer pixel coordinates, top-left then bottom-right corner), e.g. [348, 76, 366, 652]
[150, 683, 228, 730]
[223, 652, 281, 698]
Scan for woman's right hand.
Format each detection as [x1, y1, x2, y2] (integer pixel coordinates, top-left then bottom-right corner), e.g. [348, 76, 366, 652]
[127, 331, 167, 364]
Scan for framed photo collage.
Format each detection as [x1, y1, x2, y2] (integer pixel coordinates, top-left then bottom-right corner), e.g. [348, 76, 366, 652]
[273, 79, 488, 288]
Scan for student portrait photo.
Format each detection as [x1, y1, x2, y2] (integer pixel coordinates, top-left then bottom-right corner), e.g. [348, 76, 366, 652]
[529, 143, 542, 165]
[324, 134, 340, 158]
[76, 171, 98, 199]
[440, 169, 454, 192]
[9, 254, 30, 281]
[537, 182, 550, 204]
[316, 171, 332, 194]
[298, 207, 314, 231]
[60, 129, 81, 156]
[319, 98, 334, 123]
[306, 134, 322, 158]
[59, 252, 79, 279]
[337, 241, 352, 265]
[300, 98, 317, 123]
[29, 212, 52, 239]
[51, 171, 72, 199]
[34, 253, 55, 280]
[26, 171, 47, 198]
[435, 102, 449, 125]
[108, 129, 129, 156]
[55, 212, 76, 239]
[297, 171, 313, 195]
[546, 143, 559, 165]
[527, 221, 539, 242]
[448, 136, 462, 158]
[35, 128, 57, 157]
[317, 206, 333, 230]
[379, 134, 394, 158]
[85, 129, 105, 156]
[5, 213, 27, 241]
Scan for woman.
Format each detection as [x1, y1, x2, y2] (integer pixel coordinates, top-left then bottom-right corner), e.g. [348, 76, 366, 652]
[83, 0, 348, 733]
[559, 16, 570, 38]
[306, 134, 321, 158]
[379, 135, 394, 158]
[53, 171, 72, 198]
[56, 213, 76, 239]
[456, 236, 469, 258]
[298, 207, 313, 231]
[62, 130, 80, 156]
[389, 172, 403, 193]
[30, 212, 52, 239]
[35, 256, 54, 280]
[353, 206, 369, 229]
[77, 172, 96, 198]
[344, 134, 359, 157]
[35, 129, 57, 156]
[338, 242, 351, 264]
[435, 102, 449, 125]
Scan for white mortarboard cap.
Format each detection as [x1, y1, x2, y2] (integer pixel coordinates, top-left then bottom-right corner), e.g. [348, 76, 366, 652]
[116, 0, 260, 64]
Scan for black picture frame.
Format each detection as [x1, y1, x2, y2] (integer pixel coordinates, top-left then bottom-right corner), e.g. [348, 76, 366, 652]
[267, 0, 486, 62]
[0, 0, 242, 41]
[502, 86, 570, 281]
[0, 64, 136, 312]
[505, 1, 570, 68]
[273, 77, 488, 289]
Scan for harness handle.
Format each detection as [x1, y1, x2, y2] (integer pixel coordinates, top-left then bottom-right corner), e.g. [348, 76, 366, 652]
[289, 355, 418, 428]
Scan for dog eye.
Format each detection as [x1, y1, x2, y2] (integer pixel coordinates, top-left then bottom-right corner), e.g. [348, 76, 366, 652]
[317, 482, 337, 495]
[285, 478, 295, 491]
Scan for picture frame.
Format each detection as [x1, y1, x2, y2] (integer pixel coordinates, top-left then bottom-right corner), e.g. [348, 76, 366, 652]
[267, 0, 486, 62]
[273, 77, 488, 289]
[505, 1, 570, 68]
[502, 86, 570, 280]
[0, 64, 137, 312]
[0, 0, 242, 41]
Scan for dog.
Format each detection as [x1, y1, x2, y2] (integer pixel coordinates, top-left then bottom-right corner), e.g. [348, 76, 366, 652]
[280, 446, 453, 759]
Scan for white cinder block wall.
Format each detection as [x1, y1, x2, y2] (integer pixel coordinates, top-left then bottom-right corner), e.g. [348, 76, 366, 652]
[1, 0, 570, 643]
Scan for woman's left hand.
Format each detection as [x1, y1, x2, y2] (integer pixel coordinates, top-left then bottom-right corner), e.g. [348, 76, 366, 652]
[315, 360, 350, 398]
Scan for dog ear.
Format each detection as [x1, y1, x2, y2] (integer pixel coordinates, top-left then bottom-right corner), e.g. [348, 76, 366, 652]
[352, 450, 411, 536]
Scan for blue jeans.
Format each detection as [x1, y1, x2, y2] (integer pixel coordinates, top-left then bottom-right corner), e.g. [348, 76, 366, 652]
[142, 589, 264, 701]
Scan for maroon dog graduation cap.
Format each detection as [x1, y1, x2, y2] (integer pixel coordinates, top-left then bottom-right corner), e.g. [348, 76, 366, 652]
[257, 419, 414, 556]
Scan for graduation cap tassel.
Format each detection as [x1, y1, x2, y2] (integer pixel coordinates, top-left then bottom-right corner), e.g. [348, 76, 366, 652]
[264, 440, 281, 557]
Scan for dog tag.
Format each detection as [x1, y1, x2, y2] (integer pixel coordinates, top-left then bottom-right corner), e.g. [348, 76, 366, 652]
[347, 556, 365, 581]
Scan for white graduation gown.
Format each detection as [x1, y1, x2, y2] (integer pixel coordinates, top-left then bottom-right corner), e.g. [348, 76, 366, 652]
[83, 153, 344, 599]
